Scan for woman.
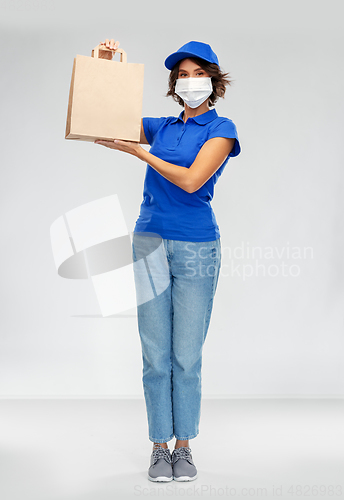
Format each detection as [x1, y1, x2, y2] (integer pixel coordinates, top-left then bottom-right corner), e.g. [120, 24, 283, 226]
[95, 39, 241, 482]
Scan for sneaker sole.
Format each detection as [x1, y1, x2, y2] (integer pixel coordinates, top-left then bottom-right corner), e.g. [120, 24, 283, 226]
[148, 474, 173, 482]
[173, 473, 198, 482]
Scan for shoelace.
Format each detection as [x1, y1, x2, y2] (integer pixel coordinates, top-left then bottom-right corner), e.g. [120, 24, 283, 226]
[152, 445, 172, 464]
[172, 446, 192, 463]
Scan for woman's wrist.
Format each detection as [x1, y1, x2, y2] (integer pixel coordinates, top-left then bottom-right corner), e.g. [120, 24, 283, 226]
[136, 146, 149, 162]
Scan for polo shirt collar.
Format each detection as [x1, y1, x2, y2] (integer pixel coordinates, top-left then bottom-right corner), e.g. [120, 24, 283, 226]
[170, 108, 218, 125]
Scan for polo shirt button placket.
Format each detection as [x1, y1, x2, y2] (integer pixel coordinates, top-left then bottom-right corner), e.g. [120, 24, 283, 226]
[177, 123, 185, 144]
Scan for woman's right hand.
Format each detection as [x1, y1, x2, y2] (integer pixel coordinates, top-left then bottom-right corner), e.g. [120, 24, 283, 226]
[98, 39, 120, 60]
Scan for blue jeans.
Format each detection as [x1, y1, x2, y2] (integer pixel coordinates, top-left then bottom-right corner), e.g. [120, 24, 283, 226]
[132, 232, 221, 443]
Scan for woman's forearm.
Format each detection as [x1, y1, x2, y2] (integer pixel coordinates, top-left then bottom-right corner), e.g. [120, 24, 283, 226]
[95, 139, 193, 192]
[137, 148, 192, 193]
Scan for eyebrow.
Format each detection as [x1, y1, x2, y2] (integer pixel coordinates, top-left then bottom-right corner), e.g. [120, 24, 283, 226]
[178, 67, 204, 72]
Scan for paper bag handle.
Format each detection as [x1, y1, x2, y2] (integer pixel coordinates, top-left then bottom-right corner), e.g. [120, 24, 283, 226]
[91, 44, 128, 63]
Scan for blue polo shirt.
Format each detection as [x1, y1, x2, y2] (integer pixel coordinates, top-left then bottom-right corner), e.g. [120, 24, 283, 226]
[133, 108, 240, 242]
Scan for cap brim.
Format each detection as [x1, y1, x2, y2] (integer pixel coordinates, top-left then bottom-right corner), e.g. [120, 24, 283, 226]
[164, 51, 210, 70]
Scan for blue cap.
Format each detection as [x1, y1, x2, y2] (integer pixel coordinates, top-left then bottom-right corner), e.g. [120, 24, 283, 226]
[164, 41, 219, 70]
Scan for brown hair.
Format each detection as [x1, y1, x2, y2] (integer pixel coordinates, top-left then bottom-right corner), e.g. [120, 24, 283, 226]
[166, 56, 232, 108]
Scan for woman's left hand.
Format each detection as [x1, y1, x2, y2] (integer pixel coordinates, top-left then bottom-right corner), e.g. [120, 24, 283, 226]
[94, 138, 143, 158]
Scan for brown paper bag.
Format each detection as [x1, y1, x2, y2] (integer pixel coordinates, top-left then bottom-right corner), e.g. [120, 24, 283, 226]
[65, 45, 144, 142]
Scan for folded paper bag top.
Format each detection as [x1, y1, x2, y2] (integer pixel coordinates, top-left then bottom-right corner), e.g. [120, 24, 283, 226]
[65, 44, 144, 143]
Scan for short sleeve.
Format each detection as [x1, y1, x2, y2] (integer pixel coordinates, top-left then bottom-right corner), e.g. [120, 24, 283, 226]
[142, 117, 166, 145]
[207, 118, 241, 157]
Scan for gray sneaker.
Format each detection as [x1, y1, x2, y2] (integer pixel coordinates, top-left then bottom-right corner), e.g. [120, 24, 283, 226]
[148, 444, 173, 482]
[172, 446, 198, 481]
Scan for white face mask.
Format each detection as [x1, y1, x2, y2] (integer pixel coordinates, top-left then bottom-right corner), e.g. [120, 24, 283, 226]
[175, 77, 213, 108]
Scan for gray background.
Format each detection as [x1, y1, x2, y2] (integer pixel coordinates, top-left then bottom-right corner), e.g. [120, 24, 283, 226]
[1, 0, 343, 397]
